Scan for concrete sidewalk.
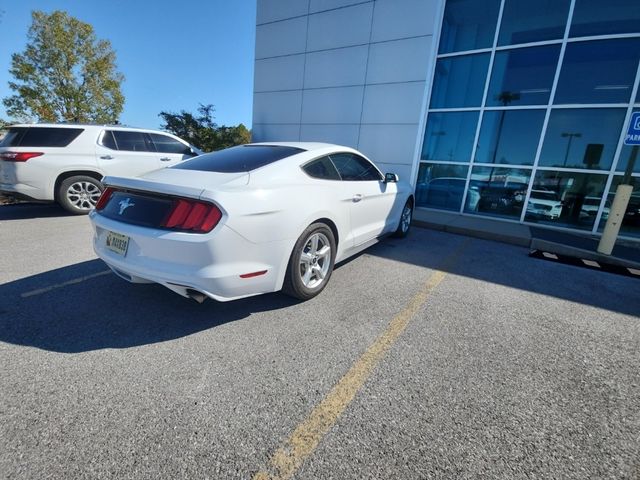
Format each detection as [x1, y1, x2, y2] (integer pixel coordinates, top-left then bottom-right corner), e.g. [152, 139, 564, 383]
[413, 208, 640, 270]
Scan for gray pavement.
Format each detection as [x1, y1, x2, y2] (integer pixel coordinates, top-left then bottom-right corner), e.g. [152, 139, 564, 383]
[1, 203, 639, 479]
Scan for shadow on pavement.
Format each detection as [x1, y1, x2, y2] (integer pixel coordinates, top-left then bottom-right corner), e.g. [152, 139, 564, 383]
[1, 227, 637, 354]
[0, 259, 298, 353]
[0, 203, 73, 220]
[367, 228, 640, 318]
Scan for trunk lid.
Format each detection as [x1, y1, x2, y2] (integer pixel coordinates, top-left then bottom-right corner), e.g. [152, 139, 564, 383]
[97, 169, 246, 231]
[102, 169, 249, 200]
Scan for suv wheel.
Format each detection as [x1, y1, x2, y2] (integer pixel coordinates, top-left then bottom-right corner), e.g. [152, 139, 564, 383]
[58, 175, 104, 214]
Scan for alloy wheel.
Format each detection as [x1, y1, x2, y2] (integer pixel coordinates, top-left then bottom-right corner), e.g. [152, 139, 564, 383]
[66, 181, 102, 211]
[401, 203, 412, 233]
[299, 232, 332, 289]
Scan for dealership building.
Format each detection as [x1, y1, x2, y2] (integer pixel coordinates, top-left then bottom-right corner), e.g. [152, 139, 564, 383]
[253, 0, 640, 239]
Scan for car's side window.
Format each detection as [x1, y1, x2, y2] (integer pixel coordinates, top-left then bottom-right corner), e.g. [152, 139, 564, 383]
[101, 130, 118, 150]
[329, 153, 382, 181]
[110, 131, 155, 152]
[302, 156, 341, 180]
[0, 128, 27, 147]
[6, 127, 83, 147]
[149, 133, 192, 155]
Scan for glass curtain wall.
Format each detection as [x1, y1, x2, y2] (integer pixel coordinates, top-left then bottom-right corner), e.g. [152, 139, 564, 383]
[418, 0, 640, 237]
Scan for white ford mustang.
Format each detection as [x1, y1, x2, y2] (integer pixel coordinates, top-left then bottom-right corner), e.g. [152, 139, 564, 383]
[89, 142, 414, 302]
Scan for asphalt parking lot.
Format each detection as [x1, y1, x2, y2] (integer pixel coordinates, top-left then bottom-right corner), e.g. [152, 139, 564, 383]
[1, 203, 639, 479]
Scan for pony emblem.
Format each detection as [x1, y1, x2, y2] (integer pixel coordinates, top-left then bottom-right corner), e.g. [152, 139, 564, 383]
[118, 198, 135, 215]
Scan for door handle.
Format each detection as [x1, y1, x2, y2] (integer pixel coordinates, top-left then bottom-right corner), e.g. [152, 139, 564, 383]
[352, 194, 363, 202]
[100, 155, 114, 160]
[160, 157, 172, 162]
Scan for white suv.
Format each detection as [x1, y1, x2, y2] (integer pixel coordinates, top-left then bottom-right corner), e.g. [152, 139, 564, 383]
[0, 123, 202, 214]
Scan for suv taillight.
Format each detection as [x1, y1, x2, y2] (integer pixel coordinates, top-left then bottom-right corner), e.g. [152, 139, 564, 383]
[0, 151, 44, 162]
[162, 198, 222, 233]
[95, 187, 114, 211]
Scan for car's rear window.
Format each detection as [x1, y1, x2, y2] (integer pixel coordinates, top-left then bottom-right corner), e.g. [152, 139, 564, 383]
[172, 145, 304, 173]
[0, 127, 84, 147]
[0, 128, 23, 147]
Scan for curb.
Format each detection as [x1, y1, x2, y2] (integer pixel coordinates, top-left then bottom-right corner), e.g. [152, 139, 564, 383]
[530, 238, 640, 270]
[412, 220, 531, 247]
[529, 249, 640, 278]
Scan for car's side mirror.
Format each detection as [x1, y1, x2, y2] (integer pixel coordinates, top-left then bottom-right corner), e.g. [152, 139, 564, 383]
[384, 173, 399, 183]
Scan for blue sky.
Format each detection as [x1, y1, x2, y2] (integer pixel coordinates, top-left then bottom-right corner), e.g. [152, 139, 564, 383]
[0, 0, 256, 129]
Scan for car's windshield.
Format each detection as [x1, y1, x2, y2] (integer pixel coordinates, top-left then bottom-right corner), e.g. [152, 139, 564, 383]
[532, 191, 559, 201]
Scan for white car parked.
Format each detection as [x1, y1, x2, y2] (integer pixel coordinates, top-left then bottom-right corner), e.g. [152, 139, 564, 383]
[89, 143, 414, 302]
[527, 189, 564, 220]
[0, 123, 201, 214]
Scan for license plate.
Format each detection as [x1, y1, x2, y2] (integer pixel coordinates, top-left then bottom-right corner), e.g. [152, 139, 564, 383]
[105, 231, 129, 256]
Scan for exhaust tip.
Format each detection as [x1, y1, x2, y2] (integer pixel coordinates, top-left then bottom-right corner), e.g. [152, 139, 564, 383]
[186, 289, 207, 304]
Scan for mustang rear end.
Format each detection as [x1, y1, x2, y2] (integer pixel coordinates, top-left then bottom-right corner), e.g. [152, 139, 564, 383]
[89, 176, 288, 302]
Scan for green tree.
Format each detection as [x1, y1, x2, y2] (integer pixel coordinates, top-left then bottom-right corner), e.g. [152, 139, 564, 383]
[159, 104, 251, 152]
[215, 123, 252, 150]
[3, 10, 124, 123]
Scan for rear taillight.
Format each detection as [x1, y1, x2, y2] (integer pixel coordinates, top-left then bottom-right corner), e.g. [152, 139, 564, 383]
[161, 198, 222, 233]
[95, 187, 114, 211]
[0, 151, 44, 162]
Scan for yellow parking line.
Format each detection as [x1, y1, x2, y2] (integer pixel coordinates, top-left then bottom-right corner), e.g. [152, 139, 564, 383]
[253, 240, 470, 480]
[21, 270, 112, 298]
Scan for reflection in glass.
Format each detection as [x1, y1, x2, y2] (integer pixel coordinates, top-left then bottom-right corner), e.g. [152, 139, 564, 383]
[617, 109, 640, 174]
[525, 171, 607, 230]
[570, 0, 640, 37]
[475, 110, 545, 165]
[465, 167, 531, 219]
[439, 0, 500, 54]
[554, 39, 640, 105]
[498, 0, 570, 46]
[421, 112, 479, 163]
[487, 46, 560, 106]
[430, 54, 490, 108]
[598, 176, 640, 238]
[538, 109, 626, 170]
[416, 163, 469, 211]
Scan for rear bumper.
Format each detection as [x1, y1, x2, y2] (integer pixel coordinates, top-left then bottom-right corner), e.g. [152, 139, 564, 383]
[90, 211, 293, 302]
[0, 161, 54, 201]
[0, 182, 51, 201]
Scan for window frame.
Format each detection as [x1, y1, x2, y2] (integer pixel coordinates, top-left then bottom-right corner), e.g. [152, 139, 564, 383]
[327, 152, 384, 182]
[300, 155, 342, 181]
[100, 129, 156, 153]
[99, 130, 118, 151]
[148, 132, 193, 155]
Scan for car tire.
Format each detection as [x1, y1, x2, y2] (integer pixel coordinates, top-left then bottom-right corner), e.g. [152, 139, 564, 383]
[392, 199, 413, 238]
[282, 223, 336, 301]
[58, 175, 104, 215]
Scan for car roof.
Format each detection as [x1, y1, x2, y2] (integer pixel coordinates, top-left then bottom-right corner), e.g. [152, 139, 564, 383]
[250, 141, 348, 152]
[8, 123, 164, 133]
[248, 142, 368, 166]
